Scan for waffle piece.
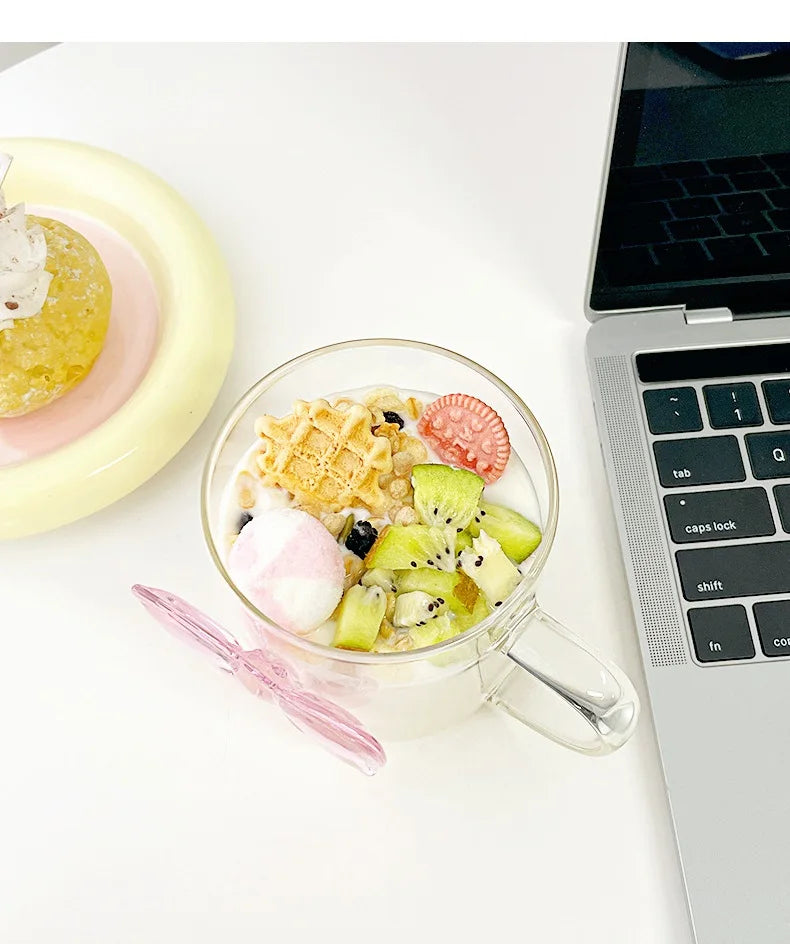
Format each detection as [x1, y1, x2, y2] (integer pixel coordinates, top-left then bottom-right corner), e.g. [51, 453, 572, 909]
[255, 399, 394, 513]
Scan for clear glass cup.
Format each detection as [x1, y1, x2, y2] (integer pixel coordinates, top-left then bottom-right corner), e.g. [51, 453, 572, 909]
[202, 339, 640, 753]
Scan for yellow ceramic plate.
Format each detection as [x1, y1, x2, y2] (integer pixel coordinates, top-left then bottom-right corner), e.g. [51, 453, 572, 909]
[0, 138, 235, 539]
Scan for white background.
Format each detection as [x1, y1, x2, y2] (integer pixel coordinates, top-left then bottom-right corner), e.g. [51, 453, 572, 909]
[0, 44, 693, 943]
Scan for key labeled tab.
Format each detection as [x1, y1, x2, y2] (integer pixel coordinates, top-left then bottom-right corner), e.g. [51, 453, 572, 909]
[663, 488, 775, 543]
[653, 436, 745, 488]
[745, 431, 790, 479]
[643, 387, 703, 435]
[754, 600, 790, 657]
[676, 541, 790, 600]
[688, 605, 755, 662]
[703, 382, 763, 429]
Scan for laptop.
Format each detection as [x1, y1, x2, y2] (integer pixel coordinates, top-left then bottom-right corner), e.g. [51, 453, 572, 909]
[586, 43, 790, 943]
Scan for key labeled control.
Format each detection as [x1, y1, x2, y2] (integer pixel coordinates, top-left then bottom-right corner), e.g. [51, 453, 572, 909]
[688, 605, 755, 662]
[704, 382, 763, 429]
[643, 387, 703, 435]
[676, 541, 790, 600]
[663, 488, 775, 543]
[754, 600, 790, 657]
[745, 431, 790, 479]
[653, 436, 745, 487]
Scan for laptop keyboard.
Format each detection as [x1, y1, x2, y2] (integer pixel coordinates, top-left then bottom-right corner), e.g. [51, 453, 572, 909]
[601, 152, 790, 284]
[640, 371, 790, 663]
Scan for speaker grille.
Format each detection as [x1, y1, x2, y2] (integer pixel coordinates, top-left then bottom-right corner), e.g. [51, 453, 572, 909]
[595, 355, 687, 666]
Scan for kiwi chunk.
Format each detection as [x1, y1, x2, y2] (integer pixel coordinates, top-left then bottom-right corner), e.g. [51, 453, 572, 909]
[395, 568, 459, 598]
[332, 585, 386, 651]
[411, 464, 484, 531]
[410, 614, 457, 649]
[468, 501, 542, 563]
[459, 530, 521, 607]
[393, 591, 447, 627]
[360, 568, 397, 592]
[365, 524, 456, 573]
[453, 593, 491, 633]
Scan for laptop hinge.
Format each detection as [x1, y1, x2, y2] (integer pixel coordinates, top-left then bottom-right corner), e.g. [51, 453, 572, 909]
[684, 307, 733, 325]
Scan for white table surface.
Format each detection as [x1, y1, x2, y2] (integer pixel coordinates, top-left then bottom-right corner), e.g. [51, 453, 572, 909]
[0, 44, 694, 943]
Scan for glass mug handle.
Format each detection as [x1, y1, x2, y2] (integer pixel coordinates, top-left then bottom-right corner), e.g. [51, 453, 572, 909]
[488, 605, 640, 755]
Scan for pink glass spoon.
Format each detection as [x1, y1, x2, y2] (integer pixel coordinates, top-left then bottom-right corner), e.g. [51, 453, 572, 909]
[132, 585, 386, 776]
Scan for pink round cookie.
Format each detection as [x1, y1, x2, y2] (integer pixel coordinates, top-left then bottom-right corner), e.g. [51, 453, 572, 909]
[228, 508, 344, 635]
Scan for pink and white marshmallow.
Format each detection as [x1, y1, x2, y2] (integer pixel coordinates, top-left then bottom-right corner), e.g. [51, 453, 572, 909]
[228, 508, 344, 635]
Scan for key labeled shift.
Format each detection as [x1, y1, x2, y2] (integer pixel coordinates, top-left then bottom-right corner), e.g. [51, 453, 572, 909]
[676, 541, 790, 600]
[664, 488, 775, 543]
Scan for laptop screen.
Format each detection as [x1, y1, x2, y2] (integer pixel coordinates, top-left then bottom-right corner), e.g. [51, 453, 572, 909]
[589, 42, 790, 316]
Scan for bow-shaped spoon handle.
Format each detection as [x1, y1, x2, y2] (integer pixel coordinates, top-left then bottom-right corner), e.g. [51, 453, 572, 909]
[132, 585, 386, 776]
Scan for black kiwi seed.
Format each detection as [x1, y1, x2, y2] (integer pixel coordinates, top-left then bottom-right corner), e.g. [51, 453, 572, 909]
[428, 603, 435, 612]
[445, 547, 450, 555]
[474, 557, 483, 567]
[427, 559, 434, 566]
[474, 516, 480, 524]
[434, 507, 439, 515]
[437, 598, 445, 604]
[480, 510, 487, 516]
[445, 517, 452, 524]
[495, 601, 502, 607]
[456, 527, 463, 533]
[410, 561, 417, 568]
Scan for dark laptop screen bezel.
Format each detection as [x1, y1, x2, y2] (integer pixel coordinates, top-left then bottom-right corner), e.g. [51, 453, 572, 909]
[588, 43, 790, 318]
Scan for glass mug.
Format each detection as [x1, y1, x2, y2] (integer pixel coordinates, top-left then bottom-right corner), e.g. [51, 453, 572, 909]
[202, 340, 640, 755]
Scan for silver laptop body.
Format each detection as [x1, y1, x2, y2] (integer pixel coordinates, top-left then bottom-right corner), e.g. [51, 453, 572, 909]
[586, 42, 790, 943]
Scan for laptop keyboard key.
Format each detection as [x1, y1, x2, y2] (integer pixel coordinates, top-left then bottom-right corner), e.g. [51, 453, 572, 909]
[599, 247, 656, 286]
[619, 219, 669, 246]
[703, 382, 763, 428]
[643, 387, 702, 434]
[756, 233, 790, 271]
[767, 189, 790, 210]
[677, 542, 790, 601]
[763, 152, 790, 171]
[730, 171, 779, 191]
[683, 176, 732, 196]
[653, 436, 745, 487]
[708, 156, 765, 173]
[773, 485, 790, 531]
[706, 236, 764, 275]
[769, 209, 790, 230]
[670, 196, 720, 218]
[762, 380, 790, 424]
[653, 241, 710, 279]
[718, 212, 771, 235]
[718, 192, 770, 214]
[753, 601, 790, 657]
[688, 606, 754, 662]
[663, 161, 707, 178]
[667, 217, 719, 240]
[745, 431, 790, 479]
[624, 180, 684, 202]
[664, 488, 774, 544]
